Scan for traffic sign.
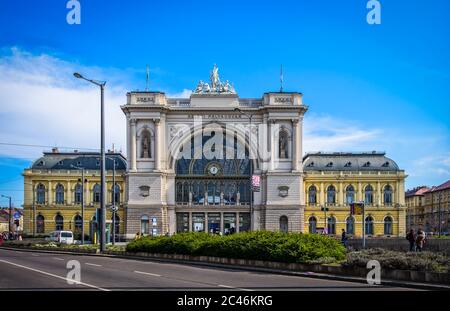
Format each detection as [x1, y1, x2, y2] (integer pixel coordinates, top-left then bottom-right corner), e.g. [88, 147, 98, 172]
[13, 212, 21, 219]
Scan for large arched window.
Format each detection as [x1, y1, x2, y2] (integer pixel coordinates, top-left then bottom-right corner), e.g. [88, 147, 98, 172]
[384, 216, 393, 235]
[384, 185, 393, 205]
[278, 130, 289, 159]
[74, 183, 83, 204]
[55, 214, 64, 231]
[346, 216, 355, 235]
[345, 185, 355, 205]
[55, 184, 64, 204]
[36, 184, 46, 204]
[308, 216, 317, 233]
[74, 214, 83, 235]
[93, 184, 101, 203]
[111, 183, 120, 204]
[327, 185, 336, 205]
[36, 214, 45, 234]
[279, 215, 288, 233]
[365, 216, 374, 235]
[141, 215, 149, 235]
[364, 185, 374, 205]
[308, 186, 317, 205]
[140, 129, 151, 158]
[327, 216, 336, 235]
[112, 214, 120, 235]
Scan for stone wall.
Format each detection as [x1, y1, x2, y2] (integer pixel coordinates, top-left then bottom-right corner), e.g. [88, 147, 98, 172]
[348, 238, 450, 254]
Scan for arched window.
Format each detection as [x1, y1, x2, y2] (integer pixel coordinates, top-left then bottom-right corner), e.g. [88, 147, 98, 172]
[55, 184, 64, 204]
[93, 184, 101, 203]
[365, 216, 374, 235]
[327, 216, 336, 235]
[384, 185, 393, 205]
[308, 186, 317, 205]
[74, 214, 83, 235]
[112, 214, 120, 235]
[345, 185, 355, 205]
[279, 215, 288, 233]
[55, 214, 64, 231]
[346, 216, 355, 235]
[278, 130, 289, 159]
[327, 185, 336, 205]
[364, 185, 374, 205]
[36, 184, 46, 204]
[140, 129, 151, 158]
[36, 214, 45, 234]
[141, 215, 149, 235]
[74, 184, 83, 204]
[111, 183, 120, 204]
[384, 216, 393, 235]
[308, 216, 317, 233]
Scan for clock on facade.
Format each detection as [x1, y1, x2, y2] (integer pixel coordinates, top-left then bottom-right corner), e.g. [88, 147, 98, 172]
[207, 163, 220, 176]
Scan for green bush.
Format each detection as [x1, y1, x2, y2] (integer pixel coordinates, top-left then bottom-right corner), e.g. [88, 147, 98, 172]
[344, 248, 449, 273]
[126, 231, 346, 264]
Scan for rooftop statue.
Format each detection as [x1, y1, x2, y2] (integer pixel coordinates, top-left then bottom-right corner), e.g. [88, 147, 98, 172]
[193, 65, 237, 94]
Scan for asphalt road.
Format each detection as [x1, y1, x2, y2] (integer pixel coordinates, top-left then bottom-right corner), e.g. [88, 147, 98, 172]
[0, 248, 418, 291]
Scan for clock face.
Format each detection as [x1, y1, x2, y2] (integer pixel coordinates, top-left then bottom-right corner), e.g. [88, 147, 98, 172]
[209, 165, 219, 175]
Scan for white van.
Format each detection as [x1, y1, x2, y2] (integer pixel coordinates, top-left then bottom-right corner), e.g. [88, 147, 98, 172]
[48, 231, 74, 244]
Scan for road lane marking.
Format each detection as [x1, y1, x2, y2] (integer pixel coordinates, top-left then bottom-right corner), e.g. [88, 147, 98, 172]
[53, 257, 65, 261]
[0, 259, 110, 291]
[31, 254, 39, 257]
[85, 263, 102, 267]
[134, 270, 161, 277]
[218, 284, 254, 291]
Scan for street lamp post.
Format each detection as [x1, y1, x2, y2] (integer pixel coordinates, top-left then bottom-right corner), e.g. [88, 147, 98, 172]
[71, 165, 85, 244]
[106, 156, 117, 245]
[1, 195, 12, 234]
[234, 108, 254, 231]
[74, 72, 107, 252]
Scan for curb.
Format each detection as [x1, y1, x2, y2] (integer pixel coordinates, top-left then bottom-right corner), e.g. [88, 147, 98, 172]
[1, 246, 448, 291]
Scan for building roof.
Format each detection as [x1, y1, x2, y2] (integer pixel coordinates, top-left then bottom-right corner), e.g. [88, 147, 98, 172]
[434, 180, 450, 191]
[405, 186, 430, 197]
[302, 152, 401, 171]
[30, 151, 127, 170]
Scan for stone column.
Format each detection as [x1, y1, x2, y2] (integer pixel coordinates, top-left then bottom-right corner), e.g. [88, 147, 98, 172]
[377, 181, 382, 206]
[220, 212, 224, 234]
[189, 212, 193, 232]
[292, 119, 299, 171]
[270, 120, 276, 171]
[154, 119, 161, 171]
[67, 180, 71, 205]
[236, 212, 240, 233]
[48, 181, 52, 205]
[130, 119, 137, 171]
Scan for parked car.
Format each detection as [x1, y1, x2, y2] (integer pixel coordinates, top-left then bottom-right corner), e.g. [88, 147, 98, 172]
[47, 231, 74, 244]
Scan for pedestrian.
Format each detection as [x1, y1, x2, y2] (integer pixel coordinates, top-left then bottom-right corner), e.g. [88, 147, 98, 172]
[406, 229, 416, 252]
[341, 229, 348, 248]
[416, 229, 426, 252]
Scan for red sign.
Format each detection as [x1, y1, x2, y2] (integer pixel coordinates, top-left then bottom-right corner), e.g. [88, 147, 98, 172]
[251, 175, 260, 192]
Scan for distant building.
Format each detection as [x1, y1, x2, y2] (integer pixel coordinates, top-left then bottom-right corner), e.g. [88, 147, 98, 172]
[422, 180, 450, 234]
[22, 149, 127, 241]
[405, 186, 429, 231]
[303, 152, 407, 237]
[0, 207, 23, 233]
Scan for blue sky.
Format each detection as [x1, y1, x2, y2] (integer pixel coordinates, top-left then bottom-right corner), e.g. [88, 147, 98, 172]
[0, 0, 449, 207]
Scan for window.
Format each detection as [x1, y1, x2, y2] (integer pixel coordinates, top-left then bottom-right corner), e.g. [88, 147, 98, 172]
[141, 215, 149, 235]
[93, 184, 101, 203]
[239, 213, 251, 232]
[346, 216, 355, 235]
[176, 213, 189, 233]
[384, 216, 393, 235]
[55, 184, 64, 204]
[308, 216, 317, 233]
[55, 214, 64, 231]
[74, 183, 83, 204]
[327, 216, 336, 235]
[141, 130, 152, 158]
[111, 183, 120, 204]
[279, 215, 288, 233]
[223, 213, 236, 235]
[278, 130, 289, 159]
[36, 184, 46, 204]
[36, 215, 45, 234]
[327, 185, 336, 205]
[308, 186, 317, 205]
[365, 185, 374, 205]
[112, 214, 120, 235]
[192, 213, 205, 232]
[384, 185, 393, 205]
[345, 185, 355, 205]
[365, 216, 374, 235]
[74, 214, 82, 235]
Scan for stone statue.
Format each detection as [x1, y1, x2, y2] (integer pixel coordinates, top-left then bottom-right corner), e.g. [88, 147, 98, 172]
[192, 65, 237, 94]
[279, 132, 288, 159]
[210, 64, 220, 91]
[142, 134, 151, 158]
[223, 80, 231, 93]
[194, 80, 204, 93]
[203, 82, 211, 93]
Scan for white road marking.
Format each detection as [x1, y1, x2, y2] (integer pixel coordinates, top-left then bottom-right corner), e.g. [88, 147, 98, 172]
[85, 263, 102, 267]
[53, 257, 65, 261]
[31, 254, 39, 257]
[218, 284, 254, 291]
[134, 270, 161, 277]
[0, 259, 110, 291]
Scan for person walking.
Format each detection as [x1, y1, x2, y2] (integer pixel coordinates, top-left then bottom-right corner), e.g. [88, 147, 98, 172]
[406, 229, 416, 252]
[341, 228, 348, 248]
[416, 229, 426, 252]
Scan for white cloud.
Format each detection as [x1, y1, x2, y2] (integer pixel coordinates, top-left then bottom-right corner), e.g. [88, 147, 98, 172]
[168, 89, 192, 98]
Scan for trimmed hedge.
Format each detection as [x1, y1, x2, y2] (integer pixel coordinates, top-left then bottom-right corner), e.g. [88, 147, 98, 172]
[126, 231, 346, 264]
